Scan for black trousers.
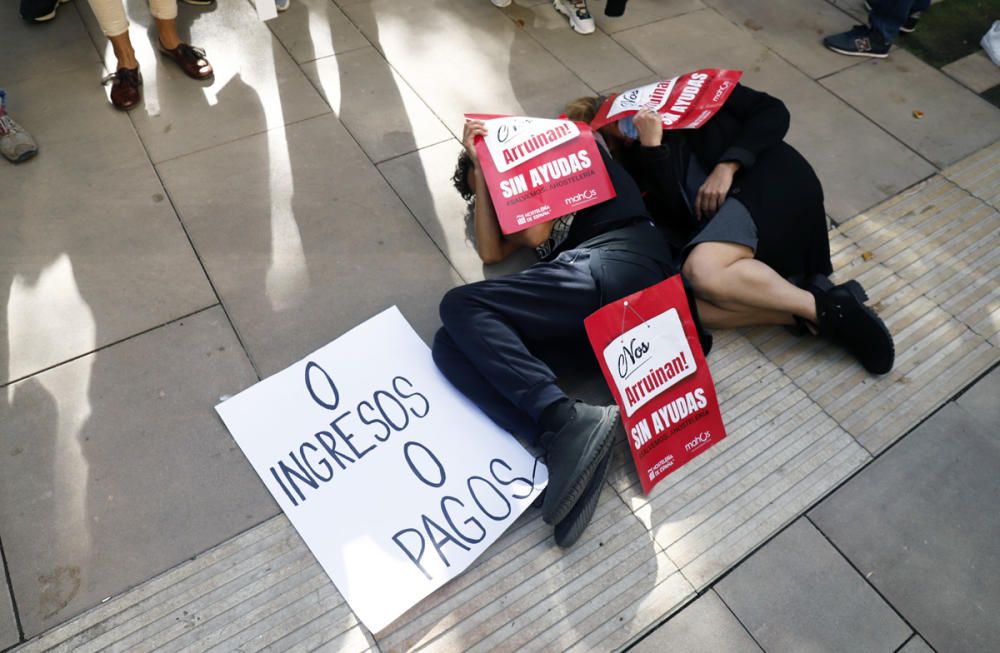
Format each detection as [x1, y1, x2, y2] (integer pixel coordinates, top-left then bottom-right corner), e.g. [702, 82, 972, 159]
[433, 246, 667, 444]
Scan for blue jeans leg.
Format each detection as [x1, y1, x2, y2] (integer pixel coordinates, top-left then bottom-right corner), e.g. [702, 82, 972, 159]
[869, 0, 931, 43]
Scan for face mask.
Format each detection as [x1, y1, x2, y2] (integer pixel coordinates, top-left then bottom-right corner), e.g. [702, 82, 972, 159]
[617, 115, 639, 140]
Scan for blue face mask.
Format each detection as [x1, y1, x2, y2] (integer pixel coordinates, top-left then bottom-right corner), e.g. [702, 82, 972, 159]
[617, 115, 639, 140]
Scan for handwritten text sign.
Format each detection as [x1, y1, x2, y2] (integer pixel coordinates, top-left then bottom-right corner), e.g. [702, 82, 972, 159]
[216, 307, 547, 632]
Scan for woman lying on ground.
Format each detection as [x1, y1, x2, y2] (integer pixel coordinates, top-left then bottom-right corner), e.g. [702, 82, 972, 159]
[433, 118, 704, 547]
[564, 85, 895, 374]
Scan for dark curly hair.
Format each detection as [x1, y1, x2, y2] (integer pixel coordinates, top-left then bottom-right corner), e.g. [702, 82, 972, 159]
[452, 149, 477, 243]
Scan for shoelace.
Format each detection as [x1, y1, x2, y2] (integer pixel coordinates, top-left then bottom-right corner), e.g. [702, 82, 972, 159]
[0, 113, 18, 137]
[101, 69, 140, 86]
[570, 0, 590, 17]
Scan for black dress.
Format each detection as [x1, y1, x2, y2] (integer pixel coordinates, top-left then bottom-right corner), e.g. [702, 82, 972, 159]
[624, 83, 833, 282]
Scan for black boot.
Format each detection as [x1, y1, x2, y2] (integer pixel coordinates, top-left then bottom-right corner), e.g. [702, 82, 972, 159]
[809, 275, 895, 374]
[553, 446, 613, 547]
[539, 402, 619, 525]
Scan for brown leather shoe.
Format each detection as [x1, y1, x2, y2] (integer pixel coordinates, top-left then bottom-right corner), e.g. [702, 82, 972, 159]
[102, 67, 142, 111]
[159, 41, 213, 80]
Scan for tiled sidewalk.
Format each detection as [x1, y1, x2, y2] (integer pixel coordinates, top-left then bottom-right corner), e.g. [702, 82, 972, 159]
[2, 0, 999, 651]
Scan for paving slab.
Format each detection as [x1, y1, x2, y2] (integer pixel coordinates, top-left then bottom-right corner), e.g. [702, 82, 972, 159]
[955, 365, 1000, 426]
[376, 479, 693, 653]
[747, 187, 999, 454]
[0, 64, 217, 386]
[157, 113, 461, 377]
[0, 3, 99, 86]
[339, 0, 594, 138]
[942, 138, 1000, 212]
[0, 307, 276, 637]
[1, 577, 16, 650]
[899, 635, 936, 653]
[942, 51, 1000, 94]
[612, 8, 936, 223]
[611, 330, 871, 589]
[701, 0, 862, 79]
[8, 516, 374, 653]
[810, 400, 1000, 653]
[629, 590, 762, 653]
[266, 0, 369, 64]
[78, 0, 330, 164]
[595, 0, 705, 34]
[716, 519, 911, 653]
[504, 2, 654, 92]
[377, 139, 485, 282]
[301, 46, 453, 163]
[821, 50, 1000, 168]
[836, 174, 1000, 343]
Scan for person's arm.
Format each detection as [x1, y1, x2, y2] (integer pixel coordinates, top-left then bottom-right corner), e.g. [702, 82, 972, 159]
[714, 83, 789, 170]
[695, 84, 789, 220]
[633, 109, 698, 229]
[464, 120, 553, 264]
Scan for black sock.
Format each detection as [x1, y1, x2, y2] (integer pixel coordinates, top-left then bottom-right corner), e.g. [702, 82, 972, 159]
[539, 398, 575, 434]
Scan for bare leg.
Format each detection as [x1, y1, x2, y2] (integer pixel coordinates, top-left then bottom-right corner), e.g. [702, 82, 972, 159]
[683, 241, 817, 324]
[156, 17, 181, 49]
[695, 298, 794, 330]
[108, 31, 138, 69]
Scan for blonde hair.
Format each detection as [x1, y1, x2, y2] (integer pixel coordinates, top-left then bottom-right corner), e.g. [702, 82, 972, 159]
[564, 96, 602, 123]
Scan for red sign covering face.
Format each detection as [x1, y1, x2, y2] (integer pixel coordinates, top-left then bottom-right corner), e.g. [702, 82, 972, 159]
[467, 114, 616, 235]
[590, 69, 743, 132]
[584, 275, 727, 495]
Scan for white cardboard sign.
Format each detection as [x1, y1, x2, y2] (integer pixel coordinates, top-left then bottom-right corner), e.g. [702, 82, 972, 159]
[216, 307, 547, 633]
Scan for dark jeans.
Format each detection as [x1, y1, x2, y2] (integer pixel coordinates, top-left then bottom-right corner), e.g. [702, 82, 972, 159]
[869, 0, 931, 43]
[433, 247, 666, 445]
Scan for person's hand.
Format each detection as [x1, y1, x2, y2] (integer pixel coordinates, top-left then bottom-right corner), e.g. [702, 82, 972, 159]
[463, 119, 487, 168]
[633, 108, 663, 147]
[695, 161, 739, 221]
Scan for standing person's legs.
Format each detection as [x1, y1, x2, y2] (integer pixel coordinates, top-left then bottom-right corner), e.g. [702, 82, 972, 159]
[152, 0, 213, 79]
[88, 0, 143, 109]
[869, 0, 931, 43]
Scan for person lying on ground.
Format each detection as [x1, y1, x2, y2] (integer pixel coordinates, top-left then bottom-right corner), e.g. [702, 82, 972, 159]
[565, 85, 895, 374]
[433, 118, 701, 547]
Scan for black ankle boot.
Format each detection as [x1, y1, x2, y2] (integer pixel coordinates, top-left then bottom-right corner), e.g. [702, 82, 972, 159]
[539, 402, 619, 525]
[809, 275, 895, 374]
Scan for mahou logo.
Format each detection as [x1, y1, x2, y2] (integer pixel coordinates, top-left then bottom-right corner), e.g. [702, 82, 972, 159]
[564, 189, 598, 205]
[602, 308, 697, 417]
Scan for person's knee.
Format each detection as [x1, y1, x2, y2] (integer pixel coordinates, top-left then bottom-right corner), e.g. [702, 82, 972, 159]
[439, 285, 475, 329]
[682, 254, 728, 303]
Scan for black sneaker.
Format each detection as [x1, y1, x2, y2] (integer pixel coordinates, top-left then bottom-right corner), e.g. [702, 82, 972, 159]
[539, 403, 618, 525]
[20, 0, 67, 22]
[553, 447, 612, 548]
[864, 1, 920, 33]
[809, 275, 895, 374]
[823, 24, 891, 58]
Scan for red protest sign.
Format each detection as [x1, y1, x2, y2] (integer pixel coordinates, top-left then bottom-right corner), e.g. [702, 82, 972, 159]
[590, 69, 743, 132]
[467, 114, 616, 235]
[584, 276, 726, 495]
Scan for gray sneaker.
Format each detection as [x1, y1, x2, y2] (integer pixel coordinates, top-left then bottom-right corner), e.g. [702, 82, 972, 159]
[0, 92, 38, 163]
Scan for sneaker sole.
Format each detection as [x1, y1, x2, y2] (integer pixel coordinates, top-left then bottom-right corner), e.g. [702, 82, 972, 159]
[544, 405, 618, 525]
[824, 44, 889, 58]
[553, 447, 612, 548]
[552, 0, 596, 34]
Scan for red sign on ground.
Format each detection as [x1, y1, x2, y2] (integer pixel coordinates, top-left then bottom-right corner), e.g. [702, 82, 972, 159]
[585, 276, 727, 495]
[590, 69, 743, 132]
[467, 114, 616, 235]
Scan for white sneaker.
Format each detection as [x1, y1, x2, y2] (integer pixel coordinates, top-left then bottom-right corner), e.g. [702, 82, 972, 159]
[982, 20, 1000, 67]
[553, 0, 595, 35]
[491, 0, 511, 7]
